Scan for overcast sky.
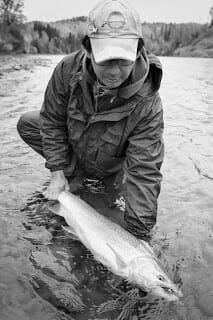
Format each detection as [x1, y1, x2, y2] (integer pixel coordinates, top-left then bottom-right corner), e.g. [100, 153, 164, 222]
[23, 0, 213, 24]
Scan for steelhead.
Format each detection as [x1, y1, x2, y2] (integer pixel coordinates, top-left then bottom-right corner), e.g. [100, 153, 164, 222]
[50, 191, 182, 301]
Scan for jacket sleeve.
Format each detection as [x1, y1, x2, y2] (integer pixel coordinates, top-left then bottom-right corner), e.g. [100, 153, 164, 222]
[40, 60, 71, 172]
[123, 93, 164, 238]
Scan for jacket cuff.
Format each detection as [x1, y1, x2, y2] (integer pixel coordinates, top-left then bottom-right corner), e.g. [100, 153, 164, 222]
[124, 215, 155, 241]
[125, 224, 152, 241]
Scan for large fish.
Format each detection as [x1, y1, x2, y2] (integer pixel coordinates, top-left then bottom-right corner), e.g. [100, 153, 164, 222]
[50, 191, 182, 301]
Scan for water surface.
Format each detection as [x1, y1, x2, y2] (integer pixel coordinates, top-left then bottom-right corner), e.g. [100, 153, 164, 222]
[0, 55, 213, 320]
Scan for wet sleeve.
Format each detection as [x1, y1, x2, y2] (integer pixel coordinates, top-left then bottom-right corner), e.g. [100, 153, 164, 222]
[40, 60, 71, 172]
[124, 94, 164, 238]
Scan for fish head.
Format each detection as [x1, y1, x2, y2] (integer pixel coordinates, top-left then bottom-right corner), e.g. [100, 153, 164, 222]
[149, 278, 183, 301]
[129, 257, 183, 301]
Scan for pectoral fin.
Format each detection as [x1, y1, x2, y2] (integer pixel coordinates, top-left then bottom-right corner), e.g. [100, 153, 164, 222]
[106, 243, 127, 270]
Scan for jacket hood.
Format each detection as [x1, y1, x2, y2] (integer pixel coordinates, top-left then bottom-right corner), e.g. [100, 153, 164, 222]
[83, 48, 162, 99]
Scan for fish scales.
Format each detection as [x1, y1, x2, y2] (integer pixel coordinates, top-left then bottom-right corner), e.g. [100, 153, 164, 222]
[58, 193, 142, 262]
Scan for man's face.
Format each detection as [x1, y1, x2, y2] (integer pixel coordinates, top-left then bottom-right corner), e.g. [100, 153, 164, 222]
[90, 54, 135, 89]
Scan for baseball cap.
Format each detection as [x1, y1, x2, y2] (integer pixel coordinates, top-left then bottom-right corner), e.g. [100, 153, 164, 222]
[86, 0, 142, 64]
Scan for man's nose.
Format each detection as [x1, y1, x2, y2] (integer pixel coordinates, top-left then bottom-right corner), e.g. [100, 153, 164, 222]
[106, 61, 120, 73]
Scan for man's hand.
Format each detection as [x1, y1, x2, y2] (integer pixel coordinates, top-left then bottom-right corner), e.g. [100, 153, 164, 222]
[43, 170, 70, 200]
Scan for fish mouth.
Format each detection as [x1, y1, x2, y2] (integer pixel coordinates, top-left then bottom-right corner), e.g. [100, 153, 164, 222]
[151, 285, 183, 301]
[163, 286, 182, 299]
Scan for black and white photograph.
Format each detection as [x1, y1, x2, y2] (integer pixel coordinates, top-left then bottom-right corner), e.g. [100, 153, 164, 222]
[0, 0, 213, 319]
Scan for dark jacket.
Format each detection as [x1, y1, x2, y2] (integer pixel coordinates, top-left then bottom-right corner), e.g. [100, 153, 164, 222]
[40, 48, 164, 237]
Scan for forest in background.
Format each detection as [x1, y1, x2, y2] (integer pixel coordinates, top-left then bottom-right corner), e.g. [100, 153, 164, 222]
[0, 0, 213, 57]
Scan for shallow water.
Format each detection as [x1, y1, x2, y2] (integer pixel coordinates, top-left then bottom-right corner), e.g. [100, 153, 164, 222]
[0, 54, 213, 320]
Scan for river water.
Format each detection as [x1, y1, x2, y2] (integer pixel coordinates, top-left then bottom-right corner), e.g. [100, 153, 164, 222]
[0, 55, 213, 320]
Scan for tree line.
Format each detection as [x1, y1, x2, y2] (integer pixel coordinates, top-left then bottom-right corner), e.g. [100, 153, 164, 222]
[0, 0, 211, 56]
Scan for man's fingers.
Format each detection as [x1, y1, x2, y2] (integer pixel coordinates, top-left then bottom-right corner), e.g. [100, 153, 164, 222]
[42, 187, 55, 200]
[42, 180, 69, 200]
[43, 187, 65, 200]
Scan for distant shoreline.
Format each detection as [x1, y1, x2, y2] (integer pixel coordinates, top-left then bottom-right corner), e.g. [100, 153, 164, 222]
[1, 19, 212, 58]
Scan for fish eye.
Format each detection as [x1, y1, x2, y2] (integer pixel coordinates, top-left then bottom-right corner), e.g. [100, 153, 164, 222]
[157, 275, 166, 282]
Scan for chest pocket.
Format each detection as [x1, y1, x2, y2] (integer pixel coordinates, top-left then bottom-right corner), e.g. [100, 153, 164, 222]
[95, 121, 126, 175]
[99, 122, 126, 157]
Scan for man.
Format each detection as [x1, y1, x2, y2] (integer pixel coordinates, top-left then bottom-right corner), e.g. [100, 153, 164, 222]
[17, 0, 164, 239]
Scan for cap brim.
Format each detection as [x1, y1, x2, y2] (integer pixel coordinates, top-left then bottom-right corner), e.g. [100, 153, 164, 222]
[90, 38, 138, 64]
